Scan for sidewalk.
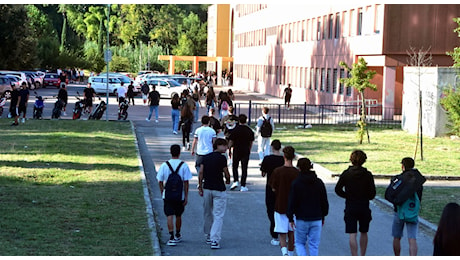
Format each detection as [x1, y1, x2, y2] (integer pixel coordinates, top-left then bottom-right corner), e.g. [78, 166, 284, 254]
[133, 86, 436, 256]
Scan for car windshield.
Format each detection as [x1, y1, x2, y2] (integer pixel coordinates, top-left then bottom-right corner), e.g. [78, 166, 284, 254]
[45, 74, 58, 78]
[168, 80, 181, 87]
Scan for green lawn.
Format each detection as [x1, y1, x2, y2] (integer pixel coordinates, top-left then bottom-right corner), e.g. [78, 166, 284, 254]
[0, 119, 153, 255]
[272, 125, 460, 177]
[272, 124, 460, 225]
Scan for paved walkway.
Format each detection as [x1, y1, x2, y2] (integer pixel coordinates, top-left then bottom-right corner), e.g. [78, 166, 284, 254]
[132, 86, 438, 256]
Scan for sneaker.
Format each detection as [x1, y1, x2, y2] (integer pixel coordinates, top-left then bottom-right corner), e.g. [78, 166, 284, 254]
[146, 118, 150, 122]
[21, 118, 25, 123]
[230, 181, 239, 190]
[205, 234, 212, 244]
[11, 122, 18, 126]
[187, 143, 191, 150]
[63, 112, 67, 116]
[182, 146, 187, 152]
[155, 120, 159, 123]
[240, 186, 249, 192]
[167, 239, 177, 246]
[174, 235, 182, 243]
[210, 241, 220, 249]
[271, 238, 280, 246]
[173, 131, 178, 135]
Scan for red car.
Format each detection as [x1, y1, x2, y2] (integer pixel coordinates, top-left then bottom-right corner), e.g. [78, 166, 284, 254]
[42, 73, 61, 88]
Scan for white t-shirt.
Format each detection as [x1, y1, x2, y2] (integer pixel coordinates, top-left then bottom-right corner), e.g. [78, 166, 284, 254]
[156, 159, 193, 200]
[117, 86, 127, 98]
[194, 126, 216, 155]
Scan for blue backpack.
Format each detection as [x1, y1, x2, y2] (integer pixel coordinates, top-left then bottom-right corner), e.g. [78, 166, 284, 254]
[164, 161, 184, 201]
[397, 193, 420, 223]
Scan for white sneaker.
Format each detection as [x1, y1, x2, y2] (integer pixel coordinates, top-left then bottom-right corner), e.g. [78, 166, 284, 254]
[271, 238, 280, 246]
[182, 146, 186, 152]
[146, 118, 150, 122]
[21, 118, 25, 123]
[230, 181, 239, 190]
[173, 131, 178, 135]
[240, 186, 249, 192]
[187, 143, 191, 150]
[155, 120, 159, 123]
[63, 112, 67, 116]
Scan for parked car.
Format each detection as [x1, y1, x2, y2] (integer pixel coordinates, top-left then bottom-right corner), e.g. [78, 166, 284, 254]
[23, 71, 43, 89]
[146, 78, 188, 98]
[97, 72, 139, 95]
[88, 76, 123, 95]
[42, 73, 61, 88]
[3, 75, 21, 88]
[0, 71, 27, 87]
[0, 76, 13, 99]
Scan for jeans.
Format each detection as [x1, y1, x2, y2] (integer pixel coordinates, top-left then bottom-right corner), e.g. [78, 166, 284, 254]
[194, 101, 199, 122]
[257, 136, 271, 162]
[203, 189, 227, 243]
[147, 105, 159, 121]
[232, 151, 250, 186]
[295, 219, 322, 256]
[171, 109, 180, 131]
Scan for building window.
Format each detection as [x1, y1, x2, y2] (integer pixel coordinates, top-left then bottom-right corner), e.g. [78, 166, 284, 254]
[357, 8, 363, 36]
[317, 20, 321, 40]
[301, 20, 305, 41]
[326, 68, 331, 92]
[328, 14, 333, 39]
[342, 11, 348, 37]
[332, 68, 338, 93]
[346, 71, 352, 96]
[339, 68, 345, 94]
[335, 13, 340, 39]
[321, 68, 326, 91]
[322, 16, 327, 40]
[310, 68, 314, 90]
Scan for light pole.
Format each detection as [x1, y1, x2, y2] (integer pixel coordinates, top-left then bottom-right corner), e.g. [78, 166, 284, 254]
[148, 41, 150, 71]
[105, 4, 110, 121]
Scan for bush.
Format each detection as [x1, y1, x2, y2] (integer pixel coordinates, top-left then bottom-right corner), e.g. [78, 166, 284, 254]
[440, 86, 460, 136]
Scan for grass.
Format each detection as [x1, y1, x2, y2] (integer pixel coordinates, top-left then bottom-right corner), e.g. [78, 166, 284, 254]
[272, 125, 460, 176]
[272, 124, 460, 225]
[0, 119, 152, 256]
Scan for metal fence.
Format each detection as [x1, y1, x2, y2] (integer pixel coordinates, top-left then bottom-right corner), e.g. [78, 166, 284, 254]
[234, 101, 402, 128]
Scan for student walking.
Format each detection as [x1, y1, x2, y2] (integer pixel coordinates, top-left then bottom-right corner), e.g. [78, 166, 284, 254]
[208, 108, 221, 135]
[191, 116, 217, 174]
[57, 84, 68, 116]
[179, 101, 194, 151]
[171, 93, 181, 134]
[387, 157, 426, 256]
[283, 83, 292, 110]
[156, 144, 193, 246]
[433, 202, 460, 256]
[146, 85, 160, 123]
[260, 139, 285, 246]
[141, 81, 149, 106]
[18, 82, 29, 123]
[228, 114, 254, 192]
[335, 150, 376, 256]
[9, 84, 21, 126]
[127, 81, 135, 105]
[287, 158, 329, 256]
[198, 138, 231, 249]
[269, 146, 299, 256]
[256, 107, 275, 164]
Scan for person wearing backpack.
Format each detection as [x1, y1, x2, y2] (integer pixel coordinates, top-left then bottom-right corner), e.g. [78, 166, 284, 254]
[156, 144, 193, 246]
[389, 157, 426, 256]
[256, 107, 275, 164]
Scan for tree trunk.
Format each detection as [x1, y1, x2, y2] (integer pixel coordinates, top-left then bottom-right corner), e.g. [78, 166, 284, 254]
[60, 13, 67, 53]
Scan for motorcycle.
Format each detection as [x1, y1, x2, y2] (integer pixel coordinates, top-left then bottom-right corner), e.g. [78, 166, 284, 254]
[33, 91, 46, 119]
[88, 96, 106, 120]
[118, 97, 129, 120]
[51, 96, 65, 119]
[72, 91, 86, 120]
[0, 96, 6, 117]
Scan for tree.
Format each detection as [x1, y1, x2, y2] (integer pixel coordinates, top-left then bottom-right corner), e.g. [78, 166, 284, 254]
[406, 46, 433, 161]
[447, 17, 460, 67]
[339, 58, 377, 144]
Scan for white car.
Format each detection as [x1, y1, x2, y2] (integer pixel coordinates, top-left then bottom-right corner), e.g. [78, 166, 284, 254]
[146, 78, 189, 98]
[0, 71, 27, 88]
[88, 76, 123, 95]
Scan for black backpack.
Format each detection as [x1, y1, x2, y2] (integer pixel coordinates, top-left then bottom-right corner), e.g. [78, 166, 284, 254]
[260, 116, 273, 137]
[164, 161, 185, 201]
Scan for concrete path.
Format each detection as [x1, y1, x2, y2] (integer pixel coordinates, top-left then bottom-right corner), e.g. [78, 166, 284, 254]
[133, 86, 436, 256]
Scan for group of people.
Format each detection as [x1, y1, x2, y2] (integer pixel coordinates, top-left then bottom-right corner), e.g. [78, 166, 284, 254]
[155, 103, 459, 256]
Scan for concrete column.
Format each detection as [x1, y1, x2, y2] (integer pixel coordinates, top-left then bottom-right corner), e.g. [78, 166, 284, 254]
[217, 57, 223, 86]
[193, 56, 199, 75]
[382, 66, 396, 120]
[169, 56, 175, 75]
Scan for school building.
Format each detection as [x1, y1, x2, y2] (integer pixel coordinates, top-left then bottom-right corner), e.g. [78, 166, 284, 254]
[209, 4, 460, 119]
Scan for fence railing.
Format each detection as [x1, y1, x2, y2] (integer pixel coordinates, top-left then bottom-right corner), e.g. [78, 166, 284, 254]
[234, 101, 402, 128]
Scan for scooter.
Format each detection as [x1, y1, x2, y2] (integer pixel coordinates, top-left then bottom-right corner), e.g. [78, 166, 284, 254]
[51, 96, 65, 119]
[88, 96, 106, 120]
[118, 97, 129, 120]
[33, 92, 46, 119]
[72, 91, 86, 120]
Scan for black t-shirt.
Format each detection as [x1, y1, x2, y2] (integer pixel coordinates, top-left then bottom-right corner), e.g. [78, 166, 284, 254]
[228, 124, 255, 154]
[202, 152, 228, 191]
[10, 89, 20, 107]
[148, 91, 160, 106]
[209, 116, 221, 134]
[84, 87, 95, 100]
[58, 88, 68, 101]
[19, 89, 29, 106]
[260, 154, 285, 184]
[127, 84, 134, 96]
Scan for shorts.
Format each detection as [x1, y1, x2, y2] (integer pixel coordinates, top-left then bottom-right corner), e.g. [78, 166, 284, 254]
[274, 211, 294, 233]
[85, 98, 93, 107]
[391, 213, 418, 239]
[344, 207, 372, 233]
[163, 199, 185, 217]
[9, 106, 18, 117]
[195, 154, 205, 169]
[18, 105, 27, 114]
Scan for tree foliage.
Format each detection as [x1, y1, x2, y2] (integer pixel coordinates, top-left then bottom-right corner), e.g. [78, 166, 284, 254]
[339, 58, 377, 144]
[441, 86, 460, 136]
[0, 4, 209, 72]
